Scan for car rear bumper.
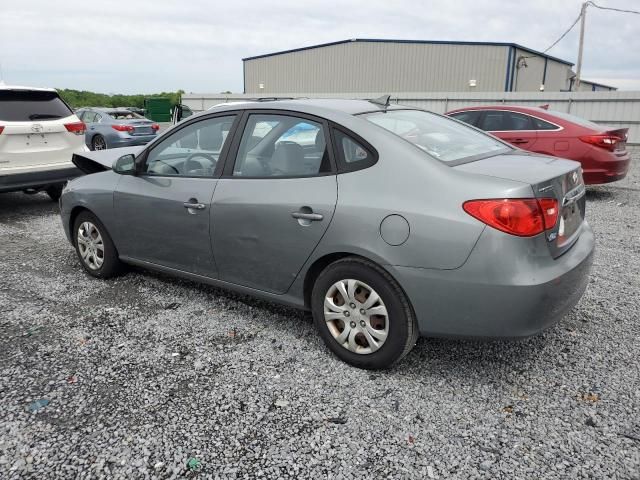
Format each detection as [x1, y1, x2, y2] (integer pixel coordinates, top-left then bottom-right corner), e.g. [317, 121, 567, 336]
[110, 135, 157, 148]
[0, 165, 82, 193]
[390, 222, 595, 338]
[582, 150, 630, 184]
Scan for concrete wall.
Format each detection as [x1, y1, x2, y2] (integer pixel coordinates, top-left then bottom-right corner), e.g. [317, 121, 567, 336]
[181, 91, 640, 144]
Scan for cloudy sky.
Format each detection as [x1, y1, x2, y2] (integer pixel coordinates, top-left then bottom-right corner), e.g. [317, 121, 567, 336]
[1, 0, 638, 93]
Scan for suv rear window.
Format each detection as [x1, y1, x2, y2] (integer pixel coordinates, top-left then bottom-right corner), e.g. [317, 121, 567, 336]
[0, 90, 73, 122]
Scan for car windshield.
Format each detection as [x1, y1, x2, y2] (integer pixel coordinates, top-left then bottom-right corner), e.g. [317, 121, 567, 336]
[363, 109, 510, 163]
[108, 111, 145, 120]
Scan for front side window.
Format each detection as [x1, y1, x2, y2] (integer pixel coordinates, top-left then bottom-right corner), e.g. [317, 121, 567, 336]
[233, 114, 330, 177]
[144, 115, 236, 177]
[449, 110, 482, 127]
[363, 109, 509, 164]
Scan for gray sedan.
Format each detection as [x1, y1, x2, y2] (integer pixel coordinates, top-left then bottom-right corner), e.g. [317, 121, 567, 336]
[76, 107, 159, 150]
[60, 99, 594, 369]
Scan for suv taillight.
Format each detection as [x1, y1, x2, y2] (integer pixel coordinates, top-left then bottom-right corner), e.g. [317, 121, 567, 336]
[112, 124, 135, 133]
[463, 198, 558, 237]
[0, 126, 4, 134]
[64, 122, 86, 135]
[579, 134, 621, 152]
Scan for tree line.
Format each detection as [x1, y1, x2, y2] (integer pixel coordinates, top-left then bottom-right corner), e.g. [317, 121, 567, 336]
[57, 89, 186, 109]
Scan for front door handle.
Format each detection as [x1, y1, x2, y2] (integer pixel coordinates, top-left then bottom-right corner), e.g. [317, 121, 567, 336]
[291, 212, 323, 221]
[184, 199, 206, 210]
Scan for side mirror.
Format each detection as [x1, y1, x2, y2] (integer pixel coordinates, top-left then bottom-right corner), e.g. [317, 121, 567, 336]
[113, 154, 136, 175]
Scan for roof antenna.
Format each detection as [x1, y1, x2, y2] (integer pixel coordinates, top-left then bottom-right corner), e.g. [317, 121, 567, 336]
[369, 94, 391, 108]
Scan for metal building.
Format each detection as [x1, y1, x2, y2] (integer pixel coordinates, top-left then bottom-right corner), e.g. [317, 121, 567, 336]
[243, 39, 579, 94]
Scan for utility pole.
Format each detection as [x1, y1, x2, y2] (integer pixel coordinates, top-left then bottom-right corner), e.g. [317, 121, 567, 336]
[575, 1, 588, 90]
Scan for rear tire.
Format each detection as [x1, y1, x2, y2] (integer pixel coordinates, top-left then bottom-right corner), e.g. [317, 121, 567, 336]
[311, 257, 418, 369]
[91, 134, 107, 151]
[45, 184, 63, 202]
[73, 211, 123, 278]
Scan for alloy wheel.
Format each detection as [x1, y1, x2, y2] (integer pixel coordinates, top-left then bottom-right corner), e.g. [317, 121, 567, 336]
[323, 279, 389, 354]
[93, 136, 107, 150]
[77, 221, 105, 270]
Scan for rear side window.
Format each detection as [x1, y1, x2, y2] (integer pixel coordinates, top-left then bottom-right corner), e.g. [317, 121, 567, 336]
[0, 90, 73, 121]
[331, 129, 377, 172]
[531, 117, 559, 130]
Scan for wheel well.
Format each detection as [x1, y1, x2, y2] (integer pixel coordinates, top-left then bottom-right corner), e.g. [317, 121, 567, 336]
[69, 206, 91, 244]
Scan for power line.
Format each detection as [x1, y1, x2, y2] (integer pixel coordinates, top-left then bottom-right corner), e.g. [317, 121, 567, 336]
[543, 1, 639, 54]
[543, 11, 582, 53]
[587, 1, 640, 15]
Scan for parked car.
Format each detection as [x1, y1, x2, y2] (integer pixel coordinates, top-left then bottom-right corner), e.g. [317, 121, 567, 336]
[0, 85, 87, 201]
[60, 98, 594, 369]
[446, 105, 630, 184]
[75, 107, 159, 151]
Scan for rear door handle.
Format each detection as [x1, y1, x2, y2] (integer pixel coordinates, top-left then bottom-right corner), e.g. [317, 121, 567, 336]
[511, 138, 529, 144]
[291, 212, 323, 221]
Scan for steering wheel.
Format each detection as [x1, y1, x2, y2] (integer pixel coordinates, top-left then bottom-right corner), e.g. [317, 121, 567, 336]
[150, 159, 179, 174]
[184, 153, 217, 174]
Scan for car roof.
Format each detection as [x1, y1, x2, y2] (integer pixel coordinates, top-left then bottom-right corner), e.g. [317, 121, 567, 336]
[0, 83, 57, 92]
[448, 105, 551, 115]
[206, 98, 408, 116]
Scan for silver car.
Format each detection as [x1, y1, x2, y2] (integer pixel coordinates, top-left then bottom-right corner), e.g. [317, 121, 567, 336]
[76, 107, 159, 151]
[60, 99, 594, 369]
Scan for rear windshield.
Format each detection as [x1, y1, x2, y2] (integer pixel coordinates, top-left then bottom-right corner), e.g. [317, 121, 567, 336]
[0, 90, 73, 121]
[108, 111, 145, 120]
[363, 109, 510, 164]
[546, 110, 603, 130]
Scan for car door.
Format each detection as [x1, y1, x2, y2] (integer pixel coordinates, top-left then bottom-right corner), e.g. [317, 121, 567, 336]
[113, 113, 239, 277]
[478, 110, 538, 149]
[211, 111, 338, 294]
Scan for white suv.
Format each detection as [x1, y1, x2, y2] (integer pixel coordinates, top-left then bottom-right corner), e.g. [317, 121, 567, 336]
[0, 85, 88, 201]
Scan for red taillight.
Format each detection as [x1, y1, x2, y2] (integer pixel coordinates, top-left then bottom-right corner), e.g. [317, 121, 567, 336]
[112, 124, 135, 133]
[463, 198, 558, 237]
[0, 126, 4, 134]
[64, 122, 86, 135]
[579, 134, 621, 152]
[151, 123, 160, 131]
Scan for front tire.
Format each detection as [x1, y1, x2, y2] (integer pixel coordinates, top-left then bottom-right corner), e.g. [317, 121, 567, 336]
[73, 211, 123, 278]
[311, 257, 418, 369]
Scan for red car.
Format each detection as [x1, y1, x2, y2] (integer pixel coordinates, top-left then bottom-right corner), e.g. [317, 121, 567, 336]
[446, 105, 630, 184]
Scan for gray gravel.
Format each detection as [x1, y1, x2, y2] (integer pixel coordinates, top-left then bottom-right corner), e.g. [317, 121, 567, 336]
[1, 151, 639, 479]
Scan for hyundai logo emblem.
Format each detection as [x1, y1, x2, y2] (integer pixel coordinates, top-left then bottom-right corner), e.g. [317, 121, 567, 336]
[31, 124, 43, 133]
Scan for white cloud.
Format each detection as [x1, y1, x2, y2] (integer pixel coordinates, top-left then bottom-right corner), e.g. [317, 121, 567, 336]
[0, 0, 638, 93]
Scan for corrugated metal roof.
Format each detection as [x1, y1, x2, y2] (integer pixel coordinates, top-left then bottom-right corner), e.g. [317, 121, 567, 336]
[242, 38, 574, 66]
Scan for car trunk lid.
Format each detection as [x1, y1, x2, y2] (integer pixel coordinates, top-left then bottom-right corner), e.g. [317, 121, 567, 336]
[455, 152, 586, 258]
[0, 118, 83, 170]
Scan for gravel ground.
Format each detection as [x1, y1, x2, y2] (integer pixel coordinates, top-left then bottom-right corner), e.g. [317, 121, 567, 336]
[1, 151, 639, 479]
